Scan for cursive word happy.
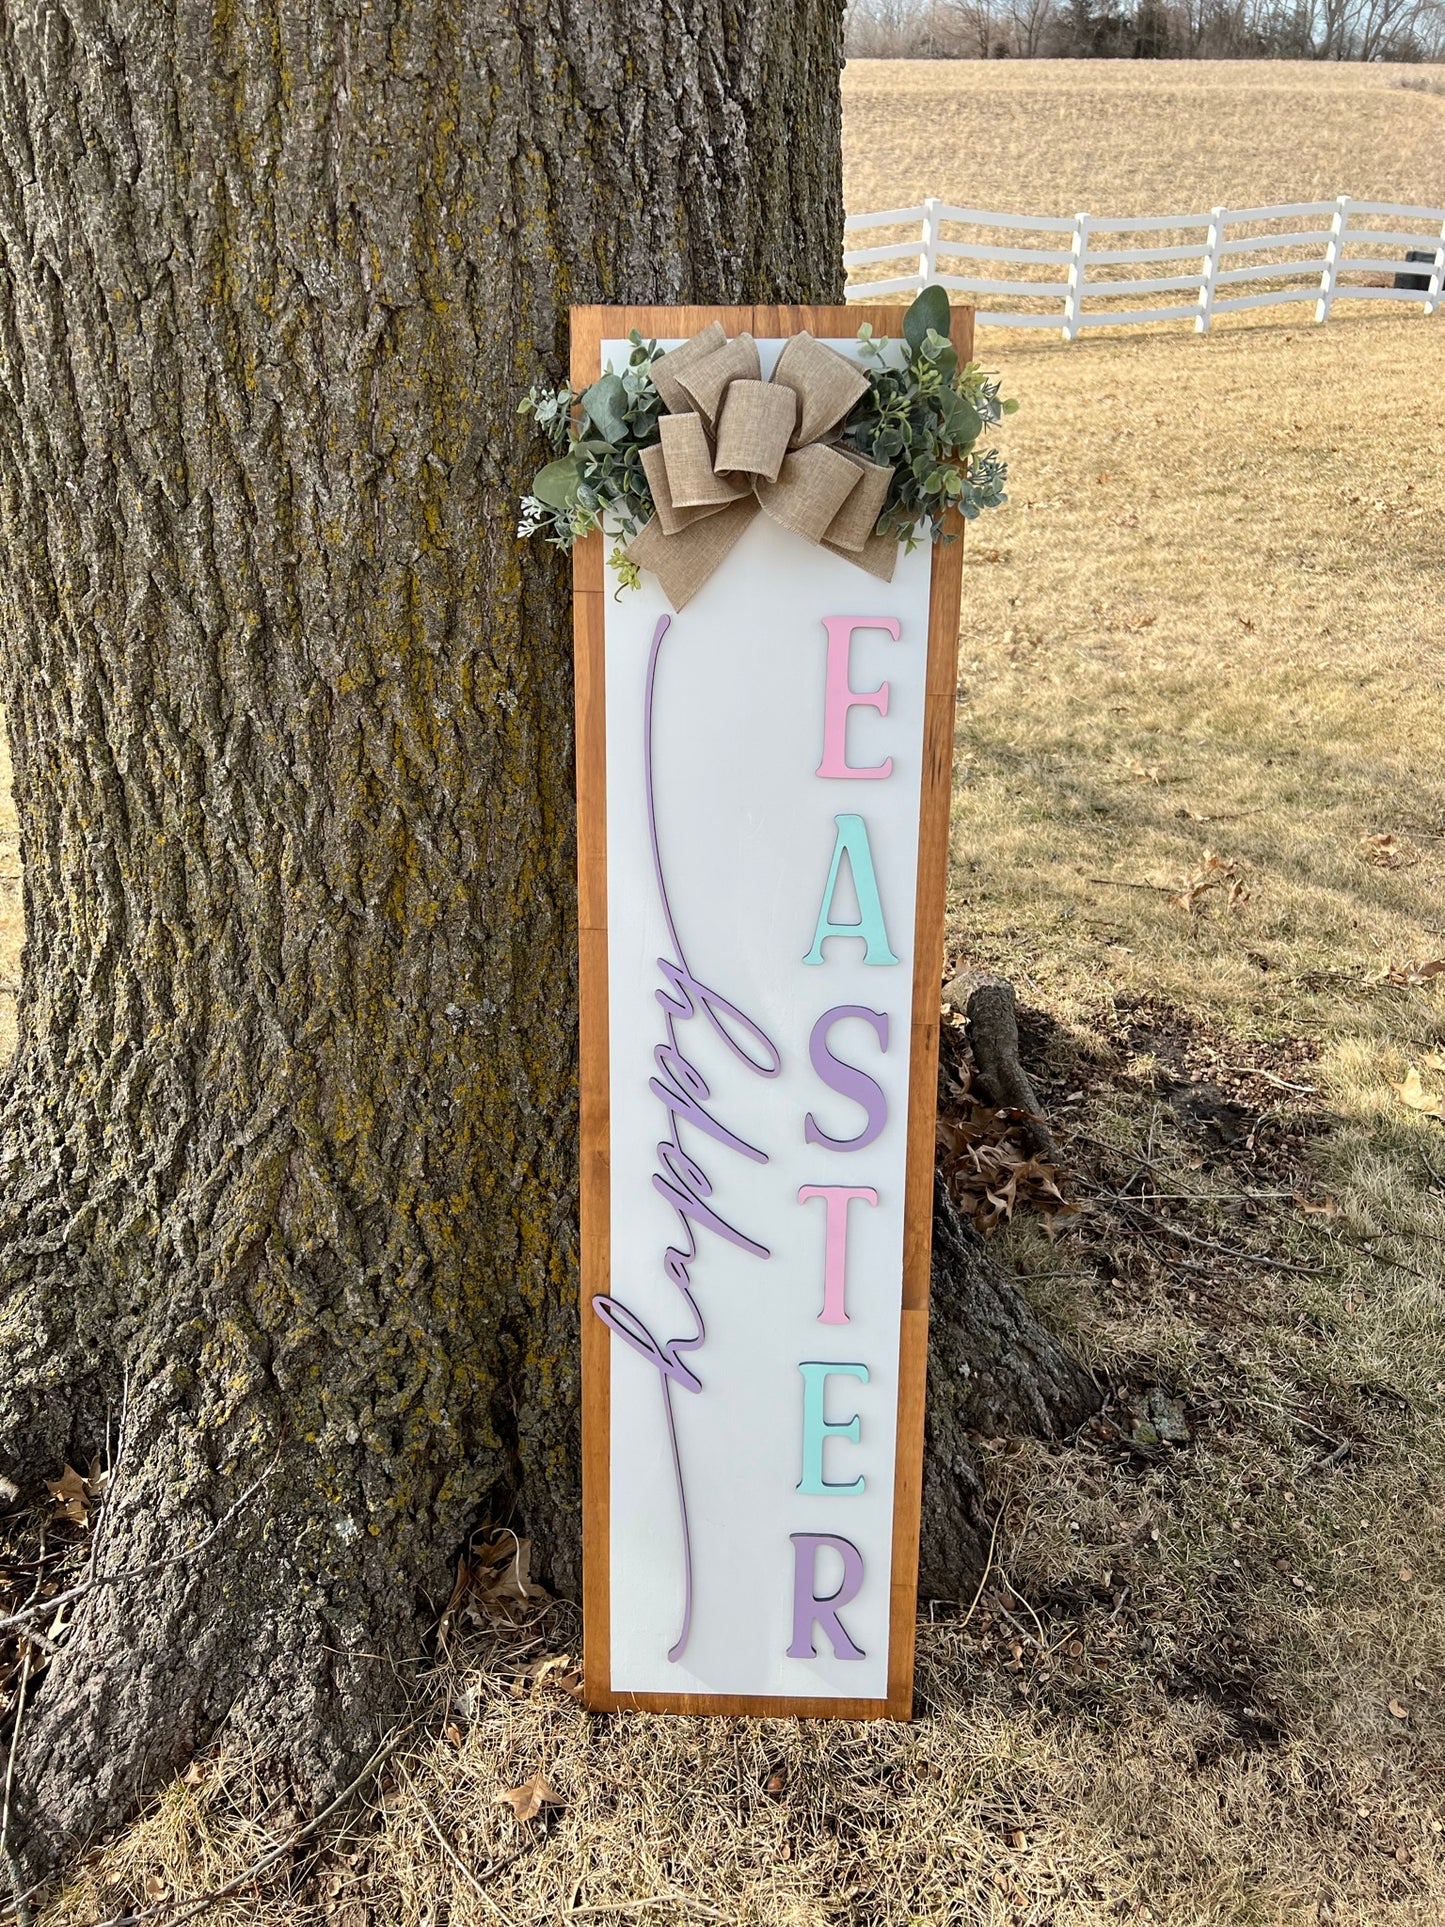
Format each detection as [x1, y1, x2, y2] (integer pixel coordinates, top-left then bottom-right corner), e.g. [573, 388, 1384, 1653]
[592, 614, 783, 1662]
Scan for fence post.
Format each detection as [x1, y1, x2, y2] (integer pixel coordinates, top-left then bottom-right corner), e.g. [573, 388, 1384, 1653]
[918, 197, 941, 292]
[1424, 215, 1445, 319]
[1196, 205, 1225, 335]
[1063, 212, 1091, 343]
[1315, 195, 1350, 325]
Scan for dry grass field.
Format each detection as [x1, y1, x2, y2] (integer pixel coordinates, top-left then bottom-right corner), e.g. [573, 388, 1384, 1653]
[842, 58, 1445, 218]
[22, 57, 1445, 1927]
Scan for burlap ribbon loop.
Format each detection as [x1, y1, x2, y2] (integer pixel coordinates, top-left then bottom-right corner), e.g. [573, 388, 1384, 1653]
[626, 324, 897, 611]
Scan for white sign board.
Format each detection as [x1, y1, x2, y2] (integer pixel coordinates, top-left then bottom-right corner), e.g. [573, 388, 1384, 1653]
[575, 307, 962, 1718]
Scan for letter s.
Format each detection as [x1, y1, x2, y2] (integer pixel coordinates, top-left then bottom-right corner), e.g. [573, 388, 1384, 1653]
[804, 1006, 889, 1152]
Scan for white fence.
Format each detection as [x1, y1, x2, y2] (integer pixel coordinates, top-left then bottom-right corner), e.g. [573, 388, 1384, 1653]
[843, 195, 1445, 338]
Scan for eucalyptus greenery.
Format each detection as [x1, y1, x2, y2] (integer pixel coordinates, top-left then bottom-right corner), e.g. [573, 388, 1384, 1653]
[844, 284, 1016, 545]
[517, 285, 1014, 585]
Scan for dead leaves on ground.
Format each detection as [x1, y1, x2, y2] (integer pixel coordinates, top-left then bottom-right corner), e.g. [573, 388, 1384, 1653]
[508, 1652, 584, 1703]
[1395, 1059, 1445, 1124]
[938, 1114, 1075, 1236]
[496, 1771, 564, 1823]
[1171, 850, 1249, 919]
[439, 1528, 550, 1645]
[1372, 958, 1445, 988]
[1362, 832, 1420, 870]
[45, 1459, 107, 1528]
[937, 1020, 1079, 1237]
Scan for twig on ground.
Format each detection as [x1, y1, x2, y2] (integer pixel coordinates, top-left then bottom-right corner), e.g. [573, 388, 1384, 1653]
[560, 1901, 729, 1922]
[958, 1506, 1005, 1634]
[993, 1564, 1051, 1656]
[1113, 1198, 1328, 1275]
[400, 1766, 523, 1922]
[75, 1720, 417, 1927]
[1223, 1067, 1319, 1095]
[1, 1523, 44, 1927]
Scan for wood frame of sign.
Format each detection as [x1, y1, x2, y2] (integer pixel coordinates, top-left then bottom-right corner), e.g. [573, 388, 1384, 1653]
[574, 302, 972, 1719]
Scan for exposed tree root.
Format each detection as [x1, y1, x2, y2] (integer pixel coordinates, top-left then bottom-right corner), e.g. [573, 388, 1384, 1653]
[919, 1178, 1100, 1598]
[3, 1408, 416, 1896]
[943, 969, 1056, 1158]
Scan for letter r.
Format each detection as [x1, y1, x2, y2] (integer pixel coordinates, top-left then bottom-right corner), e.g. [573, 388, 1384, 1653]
[787, 1533, 866, 1660]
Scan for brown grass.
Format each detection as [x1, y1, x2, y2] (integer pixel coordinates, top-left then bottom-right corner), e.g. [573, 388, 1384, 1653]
[843, 59, 1445, 321]
[843, 58, 1445, 219]
[19, 60, 1445, 1927]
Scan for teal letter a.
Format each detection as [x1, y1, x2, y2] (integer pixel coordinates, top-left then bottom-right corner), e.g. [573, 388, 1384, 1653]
[804, 814, 899, 966]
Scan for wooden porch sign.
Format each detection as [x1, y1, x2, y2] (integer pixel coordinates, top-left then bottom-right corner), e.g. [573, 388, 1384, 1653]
[574, 305, 970, 1717]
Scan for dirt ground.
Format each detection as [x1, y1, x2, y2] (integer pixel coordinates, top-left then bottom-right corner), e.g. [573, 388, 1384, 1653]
[15, 56, 1445, 1927]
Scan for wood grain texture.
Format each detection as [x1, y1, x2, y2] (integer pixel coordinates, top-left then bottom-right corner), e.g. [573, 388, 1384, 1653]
[573, 303, 971, 1719]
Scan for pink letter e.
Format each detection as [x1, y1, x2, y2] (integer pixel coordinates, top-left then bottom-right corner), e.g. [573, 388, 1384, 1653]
[816, 616, 902, 780]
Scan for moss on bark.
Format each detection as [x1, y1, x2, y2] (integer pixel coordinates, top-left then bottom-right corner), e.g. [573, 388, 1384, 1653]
[0, 0, 845, 1881]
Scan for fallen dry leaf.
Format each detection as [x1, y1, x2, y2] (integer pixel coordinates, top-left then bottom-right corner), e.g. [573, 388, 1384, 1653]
[527, 1653, 585, 1700]
[497, 1772, 564, 1822]
[1388, 1699, 1409, 1721]
[1373, 958, 1445, 988]
[1395, 1067, 1445, 1122]
[1362, 833, 1419, 871]
[1424, 1052, 1445, 1076]
[1170, 850, 1249, 918]
[441, 1527, 552, 1638]
[1293, 1194, 1338, 1218]
[45, 1464, 91, 1527]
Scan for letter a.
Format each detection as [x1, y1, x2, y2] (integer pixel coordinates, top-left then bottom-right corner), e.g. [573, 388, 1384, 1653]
[803, 815, 899, 966]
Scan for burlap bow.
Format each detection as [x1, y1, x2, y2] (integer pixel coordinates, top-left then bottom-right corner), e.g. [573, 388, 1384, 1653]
[626, 323, 898, 611]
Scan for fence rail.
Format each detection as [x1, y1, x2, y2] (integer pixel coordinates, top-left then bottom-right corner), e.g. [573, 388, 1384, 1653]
[843, 196, 1445, 338]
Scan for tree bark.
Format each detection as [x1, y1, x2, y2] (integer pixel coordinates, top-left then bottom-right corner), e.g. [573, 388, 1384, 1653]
[943, 968, 1055, 1157]
[0, 0, 1097, 1888]
[921, 1180, 1099, 1600]
[0, 0, 845, 1881]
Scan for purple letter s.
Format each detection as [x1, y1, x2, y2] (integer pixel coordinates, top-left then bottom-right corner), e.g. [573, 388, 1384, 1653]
[804, 1006, 889, 1152]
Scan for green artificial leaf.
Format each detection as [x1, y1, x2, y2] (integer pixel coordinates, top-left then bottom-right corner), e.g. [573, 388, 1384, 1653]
[1002, 397, 1021, 414]
[581, 372, 629, 443]
[532, 455, 583, 512]
[903, 285, 952, 352]
[949, 395, 983, 447]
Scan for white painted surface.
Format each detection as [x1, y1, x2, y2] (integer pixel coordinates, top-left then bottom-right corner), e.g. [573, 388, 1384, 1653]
[600, 336, 933, 1701]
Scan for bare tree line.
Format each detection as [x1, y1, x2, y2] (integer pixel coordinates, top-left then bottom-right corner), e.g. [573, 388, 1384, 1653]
[846, 0, 1445, 59]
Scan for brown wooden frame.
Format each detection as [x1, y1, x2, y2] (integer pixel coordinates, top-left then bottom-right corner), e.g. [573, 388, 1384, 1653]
[573, 303, 972, 1719]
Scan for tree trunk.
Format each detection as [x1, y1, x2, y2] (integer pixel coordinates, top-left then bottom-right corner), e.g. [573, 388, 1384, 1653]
[0, 0, 845, 1881]
[921, 1181, 1099, 1600]
[0, 0, 1096, 1888]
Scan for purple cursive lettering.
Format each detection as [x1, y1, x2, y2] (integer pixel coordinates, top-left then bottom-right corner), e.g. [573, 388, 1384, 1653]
[592, 614, 782, 1663]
